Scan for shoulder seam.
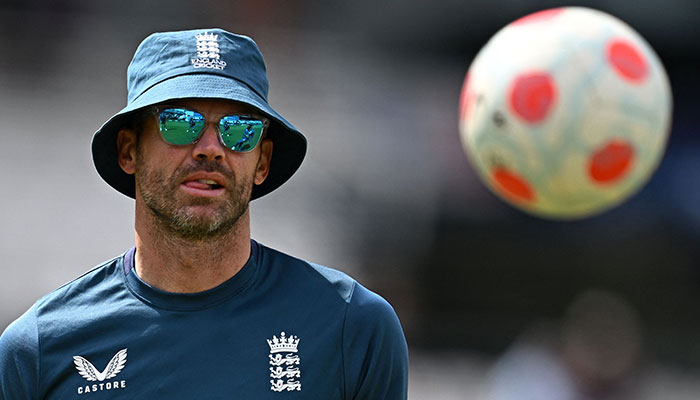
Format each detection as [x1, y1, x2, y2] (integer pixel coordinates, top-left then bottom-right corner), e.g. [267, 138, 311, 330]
[347, 278, 357, 304]
[341, 280, 357, 399]
[34, 306, 41, 398]
[303, 261, 356, 304]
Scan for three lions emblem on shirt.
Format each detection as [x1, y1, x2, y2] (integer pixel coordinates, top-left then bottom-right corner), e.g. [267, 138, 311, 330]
[267, 332, 301, 392]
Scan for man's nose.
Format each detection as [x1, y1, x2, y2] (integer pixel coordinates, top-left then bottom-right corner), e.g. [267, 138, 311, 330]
[192, 124, 225, 161]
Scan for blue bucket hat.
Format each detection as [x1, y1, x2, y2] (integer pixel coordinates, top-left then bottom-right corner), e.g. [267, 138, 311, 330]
[92, 28, 306, 200]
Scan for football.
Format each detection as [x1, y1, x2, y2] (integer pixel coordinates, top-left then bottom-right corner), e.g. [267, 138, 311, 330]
[459, 7, 672, 219]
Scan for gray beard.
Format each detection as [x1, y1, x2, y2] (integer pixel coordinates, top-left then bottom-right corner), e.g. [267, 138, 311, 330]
[135, 155, 253, 242]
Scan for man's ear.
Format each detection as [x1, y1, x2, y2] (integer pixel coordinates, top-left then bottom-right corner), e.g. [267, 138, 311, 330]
[254, 138, 274, 185]
[117, 128, 138, 175]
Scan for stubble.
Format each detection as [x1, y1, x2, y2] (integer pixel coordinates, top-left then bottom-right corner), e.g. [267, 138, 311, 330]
[135, 147, 254, 242]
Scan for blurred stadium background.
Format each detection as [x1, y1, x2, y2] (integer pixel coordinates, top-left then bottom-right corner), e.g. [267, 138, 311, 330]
[1, 0, 699, 398]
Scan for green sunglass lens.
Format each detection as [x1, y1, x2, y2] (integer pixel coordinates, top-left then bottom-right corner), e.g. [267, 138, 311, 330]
[219, 116, 264, 152]
[159, 108, 205, 145]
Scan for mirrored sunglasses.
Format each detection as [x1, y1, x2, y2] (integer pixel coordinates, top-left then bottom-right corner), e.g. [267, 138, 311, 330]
[153, 107, 269, 152]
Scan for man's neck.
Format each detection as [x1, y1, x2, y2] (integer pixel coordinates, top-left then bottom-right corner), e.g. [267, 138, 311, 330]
[133, 207, 252, 294]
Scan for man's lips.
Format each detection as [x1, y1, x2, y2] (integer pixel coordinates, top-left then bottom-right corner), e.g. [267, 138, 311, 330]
[180, 173, 227, 195]
[184, 179, 222, 190]
[182, 172, 226, 187]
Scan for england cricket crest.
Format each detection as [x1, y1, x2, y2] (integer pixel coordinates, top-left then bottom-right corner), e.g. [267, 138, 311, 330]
[267, 332, 301, 392]
[191, 32, 226, 70]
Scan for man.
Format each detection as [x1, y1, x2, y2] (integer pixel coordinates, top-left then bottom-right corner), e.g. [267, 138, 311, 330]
[0, 28, 409, 399]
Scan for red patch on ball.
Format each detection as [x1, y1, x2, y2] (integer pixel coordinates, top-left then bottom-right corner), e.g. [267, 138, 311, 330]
[589, 140, 635, 184]
[492, 167, 536, 203]
[459, 72, 474, 122]
[509, 72, 557, 124]
[511, 8, 566, 26]
[607, 39, 648, 83]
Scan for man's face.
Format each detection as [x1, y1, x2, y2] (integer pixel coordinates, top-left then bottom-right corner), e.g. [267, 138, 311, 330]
[118, 98, 273, 241]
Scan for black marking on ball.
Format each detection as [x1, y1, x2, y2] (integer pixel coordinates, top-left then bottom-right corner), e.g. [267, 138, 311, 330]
[492, 111, 506, 128]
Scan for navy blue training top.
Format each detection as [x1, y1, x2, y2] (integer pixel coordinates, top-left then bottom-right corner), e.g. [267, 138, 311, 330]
[0, 241, 408, 399]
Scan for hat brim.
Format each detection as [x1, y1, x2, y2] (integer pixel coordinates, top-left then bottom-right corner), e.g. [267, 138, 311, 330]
[92, 73, 306, 200]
